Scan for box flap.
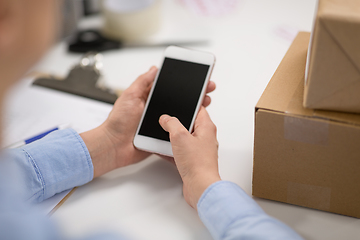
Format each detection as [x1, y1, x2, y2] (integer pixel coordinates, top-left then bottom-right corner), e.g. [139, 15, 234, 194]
[319, 0, 360, 80]
[314, 110, 360, 126]
[256, 31, 360, 126]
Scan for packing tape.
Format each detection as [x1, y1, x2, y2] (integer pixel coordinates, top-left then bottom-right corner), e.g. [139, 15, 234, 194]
[287, 182, 331, 211]
[284, 115, 329, 145]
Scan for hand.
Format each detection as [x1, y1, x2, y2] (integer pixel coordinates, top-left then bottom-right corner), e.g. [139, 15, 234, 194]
[80, 67, 216, 178]
[159, 107, 221, 209]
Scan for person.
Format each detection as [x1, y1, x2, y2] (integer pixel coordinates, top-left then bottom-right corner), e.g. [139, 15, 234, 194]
[0, 0, 303, 239]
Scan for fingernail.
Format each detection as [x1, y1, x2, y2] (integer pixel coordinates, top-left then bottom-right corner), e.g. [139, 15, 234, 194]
[149, 66, 157, 73]
[159, 114, 169, 122]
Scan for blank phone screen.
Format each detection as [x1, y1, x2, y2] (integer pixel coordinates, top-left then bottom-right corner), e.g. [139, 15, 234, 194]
[138, 57, 210, 141]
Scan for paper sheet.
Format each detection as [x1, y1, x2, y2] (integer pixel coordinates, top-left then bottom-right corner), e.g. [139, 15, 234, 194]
[3, 77, 113, 147]
[3, 77, 114, 213]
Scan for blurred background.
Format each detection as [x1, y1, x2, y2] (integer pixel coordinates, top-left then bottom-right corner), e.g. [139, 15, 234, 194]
[34, 0, 316, 163]
[27, 1, 360, 240]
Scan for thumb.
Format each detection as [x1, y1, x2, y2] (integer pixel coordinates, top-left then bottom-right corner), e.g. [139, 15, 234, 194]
[159, 115, 190, 138]
[129, 66, 157, 93]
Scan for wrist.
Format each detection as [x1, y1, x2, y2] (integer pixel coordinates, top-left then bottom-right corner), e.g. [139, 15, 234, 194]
[184, 172, 221, 209]
[80, 125, 119, 178]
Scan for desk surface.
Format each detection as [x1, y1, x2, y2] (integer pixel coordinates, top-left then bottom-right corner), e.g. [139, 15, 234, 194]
[32, 0, 360, 239]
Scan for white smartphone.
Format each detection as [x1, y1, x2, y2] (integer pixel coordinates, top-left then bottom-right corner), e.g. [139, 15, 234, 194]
[133, 46, 215, 156]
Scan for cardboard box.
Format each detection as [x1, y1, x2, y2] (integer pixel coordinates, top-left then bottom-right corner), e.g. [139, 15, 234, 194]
[304, 0, 360, 113]
[253, 32, 360, 218]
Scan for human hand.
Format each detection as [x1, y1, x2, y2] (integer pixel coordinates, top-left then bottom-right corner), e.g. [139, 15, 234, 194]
[81, 67, 216, 178]
[159, 107, 221, 209]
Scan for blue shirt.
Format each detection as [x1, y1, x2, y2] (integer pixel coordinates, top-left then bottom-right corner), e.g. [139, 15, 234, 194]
[0, 129, 303, 240]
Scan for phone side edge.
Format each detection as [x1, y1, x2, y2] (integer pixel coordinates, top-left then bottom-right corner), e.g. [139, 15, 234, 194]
[187, 57, 215, 135]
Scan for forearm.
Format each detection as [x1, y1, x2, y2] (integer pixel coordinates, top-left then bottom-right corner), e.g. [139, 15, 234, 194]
[198, 181, 303, 240]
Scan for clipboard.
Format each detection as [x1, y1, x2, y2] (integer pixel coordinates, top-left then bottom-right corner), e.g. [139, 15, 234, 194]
[33, 52, 119, 104]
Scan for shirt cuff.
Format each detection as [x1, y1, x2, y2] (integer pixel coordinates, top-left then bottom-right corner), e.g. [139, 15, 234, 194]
[20, 128, 93, 202]
[197, 181, 265, 239]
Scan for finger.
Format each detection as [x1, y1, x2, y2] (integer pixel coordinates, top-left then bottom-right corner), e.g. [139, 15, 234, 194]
[142, 81, 154, 101]
[206, 81, 216, 94]
[193, 107, 216, 136]
[159, 115, 190, 138]
[129, 66, 157, 94]
[202, 95, 211, 107]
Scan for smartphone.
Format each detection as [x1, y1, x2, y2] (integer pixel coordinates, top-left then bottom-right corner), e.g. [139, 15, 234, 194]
[133, 46, 215, 156]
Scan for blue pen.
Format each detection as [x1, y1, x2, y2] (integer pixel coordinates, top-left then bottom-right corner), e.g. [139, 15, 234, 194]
[7, 124, 70, 149]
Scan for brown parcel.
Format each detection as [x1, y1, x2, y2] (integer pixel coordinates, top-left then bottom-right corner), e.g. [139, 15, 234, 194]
[253, 32, 360, 218]
[304, 0, 360, 113]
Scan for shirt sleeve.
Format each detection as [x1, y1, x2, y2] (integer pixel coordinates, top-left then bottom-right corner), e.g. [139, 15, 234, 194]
[0, 129, 128, 240]
[197, 181, 303, 240]
[4, 128, 94, 203]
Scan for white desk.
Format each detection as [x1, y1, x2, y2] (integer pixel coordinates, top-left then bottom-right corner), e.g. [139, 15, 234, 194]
[32, 0, 360, 239]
